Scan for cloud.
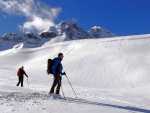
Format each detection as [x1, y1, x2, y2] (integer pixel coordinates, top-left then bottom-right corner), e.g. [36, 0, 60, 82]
[0, 0, 62, 32]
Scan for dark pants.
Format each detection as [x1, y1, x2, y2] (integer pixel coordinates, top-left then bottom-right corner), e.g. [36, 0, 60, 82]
[16, 76, 24, 87]
[50, 75, 62, 94]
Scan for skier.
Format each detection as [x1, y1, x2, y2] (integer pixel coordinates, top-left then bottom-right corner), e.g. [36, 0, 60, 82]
[49, 53, 66, 95]
[16, 66, 28, 87]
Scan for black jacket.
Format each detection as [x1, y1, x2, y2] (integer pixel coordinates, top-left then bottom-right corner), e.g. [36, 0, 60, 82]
[18, 68, 28, 77]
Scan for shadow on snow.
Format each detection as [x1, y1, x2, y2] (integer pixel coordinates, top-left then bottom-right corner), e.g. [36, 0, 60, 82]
[65, 97, 150, 113]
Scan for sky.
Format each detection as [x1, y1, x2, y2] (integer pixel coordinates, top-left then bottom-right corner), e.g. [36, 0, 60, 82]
[0, 0, 150, 36]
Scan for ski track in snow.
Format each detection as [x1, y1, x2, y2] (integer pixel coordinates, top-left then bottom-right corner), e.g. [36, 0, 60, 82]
[0, 89, 150, 113]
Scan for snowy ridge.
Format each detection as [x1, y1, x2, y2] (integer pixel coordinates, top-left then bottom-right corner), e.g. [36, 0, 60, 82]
[0, 34, 150, 113]
[88, 26, 116, 38]
[0, 21, 117, 51]
[40, 21, 117, 39]
[0, 32, 51, 51]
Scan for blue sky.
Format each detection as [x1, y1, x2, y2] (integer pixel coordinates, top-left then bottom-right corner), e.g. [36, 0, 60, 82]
[0, 0, 150, 36]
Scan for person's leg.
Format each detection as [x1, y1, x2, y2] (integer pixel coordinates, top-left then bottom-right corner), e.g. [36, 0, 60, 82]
[16, 76, 21, 86]
[50, 76, 58, 94]
[21, 76, 23, 87]
[56, 76, 62, 94]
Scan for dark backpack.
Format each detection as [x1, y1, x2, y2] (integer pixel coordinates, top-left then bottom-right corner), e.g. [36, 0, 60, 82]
[47, 59, 55, 75]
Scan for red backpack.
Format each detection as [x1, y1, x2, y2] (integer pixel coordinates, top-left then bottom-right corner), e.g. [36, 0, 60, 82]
[17, 68, 21, 76]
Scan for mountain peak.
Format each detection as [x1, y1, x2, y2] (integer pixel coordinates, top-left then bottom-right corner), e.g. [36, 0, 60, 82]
[40, 21, 117, 39]
[0, 21, 117, 50]
[91, 26, 101, 29]
[88, 26, 117, 38]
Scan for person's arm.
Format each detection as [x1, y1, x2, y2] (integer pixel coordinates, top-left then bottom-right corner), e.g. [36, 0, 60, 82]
[59, 64, 66, 75]
[23, 70, 28, 77]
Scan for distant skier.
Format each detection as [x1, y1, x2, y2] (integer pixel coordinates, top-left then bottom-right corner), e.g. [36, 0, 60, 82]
[16, 66, 28, 87]
[49, 53, 66, 95]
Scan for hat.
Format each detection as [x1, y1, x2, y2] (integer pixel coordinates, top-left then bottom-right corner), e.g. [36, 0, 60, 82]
[58, 53, 63, 57]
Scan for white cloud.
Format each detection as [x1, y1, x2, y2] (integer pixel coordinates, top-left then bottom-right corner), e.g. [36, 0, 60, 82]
[0, 0, 62, 32]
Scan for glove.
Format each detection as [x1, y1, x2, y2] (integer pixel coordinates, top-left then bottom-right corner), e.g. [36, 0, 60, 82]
[26, 75, 28, 78]
[62, 72, 66, 75]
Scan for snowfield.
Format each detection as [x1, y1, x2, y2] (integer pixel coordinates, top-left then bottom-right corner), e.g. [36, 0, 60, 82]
[0, 34, 150, 113]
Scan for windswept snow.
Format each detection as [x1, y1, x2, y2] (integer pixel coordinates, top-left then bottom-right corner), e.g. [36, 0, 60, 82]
[0, 34, 150, 113]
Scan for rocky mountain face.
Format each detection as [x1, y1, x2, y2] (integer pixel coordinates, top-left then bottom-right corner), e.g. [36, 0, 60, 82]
[40, 21, 116, 39]
[0, 32, 44, 50]
[1, 33, 41, 44]
[0, 21, 117, 50]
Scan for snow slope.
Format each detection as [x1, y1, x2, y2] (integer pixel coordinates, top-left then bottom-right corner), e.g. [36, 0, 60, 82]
[0, 34, 150, 113]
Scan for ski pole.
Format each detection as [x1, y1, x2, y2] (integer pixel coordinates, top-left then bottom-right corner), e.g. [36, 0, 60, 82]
[27, 78, 29, 88]
[58, 79, 66, 101]
[65, 75, 77, 99]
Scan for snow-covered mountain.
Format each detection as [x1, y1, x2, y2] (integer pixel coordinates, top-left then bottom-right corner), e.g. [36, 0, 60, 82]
[0, 21, 116, 51]
[0, 34, 150, 113]
[0, 32, 51, 50]
[88, 26, 116, 38]
[40, 21, 116, 39]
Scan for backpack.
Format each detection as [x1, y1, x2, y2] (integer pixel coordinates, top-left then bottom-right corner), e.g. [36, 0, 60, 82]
[17, 68, 21, 76]
[47, 59, 55, 75]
